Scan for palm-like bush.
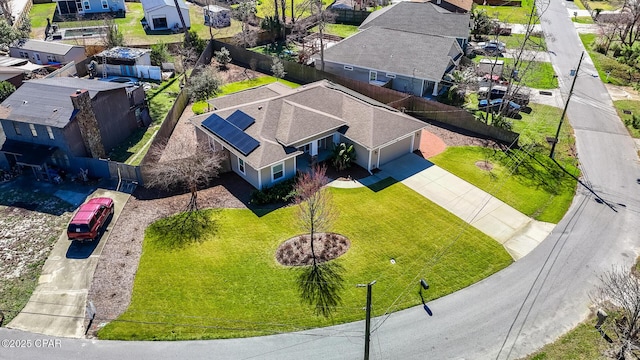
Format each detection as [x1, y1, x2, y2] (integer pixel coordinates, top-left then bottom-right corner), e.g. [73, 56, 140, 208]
[331, 143, 356, 171]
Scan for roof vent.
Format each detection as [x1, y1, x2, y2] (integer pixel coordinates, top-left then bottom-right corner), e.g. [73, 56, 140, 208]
[53, 108, 58, 112]
[75, 89, 82, 94]
[22, 100, 27, 104]
[258, 106, 263, 110]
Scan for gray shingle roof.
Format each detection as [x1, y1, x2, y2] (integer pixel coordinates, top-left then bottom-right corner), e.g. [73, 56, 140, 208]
[10, 39, 83, 56]
[191, 81, 425, 170]
[359, 1, 470, 39]
[0, 78, 129, 128]
[321, 27, 460, 81]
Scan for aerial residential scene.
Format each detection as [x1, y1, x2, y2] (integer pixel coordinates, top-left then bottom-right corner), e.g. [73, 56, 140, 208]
[0, 0, 638, 358]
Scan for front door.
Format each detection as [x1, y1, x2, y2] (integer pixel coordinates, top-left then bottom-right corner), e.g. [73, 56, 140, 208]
[369, 70, 377, 82]
[33, 53, 42, 65]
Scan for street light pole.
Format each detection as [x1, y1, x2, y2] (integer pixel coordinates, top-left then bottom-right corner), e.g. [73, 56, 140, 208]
[357, 280, 376, 360]
[550, 51, 584, 159]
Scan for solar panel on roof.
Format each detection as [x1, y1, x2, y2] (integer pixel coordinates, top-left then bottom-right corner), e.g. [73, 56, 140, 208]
[226, 110, 255, 130]
[202, 113, 260, 156]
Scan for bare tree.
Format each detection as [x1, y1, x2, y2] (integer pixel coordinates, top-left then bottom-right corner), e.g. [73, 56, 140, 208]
[307, 0, 336, 72]
[172, 0, 189, 42]
[143, 131, 223, 212]
[0, 0, 12, 26]
[233, 0, 259, 48]
[592, 266, 640, 359]
[293, 165, 337, 267]
[271, 57, 286, 81]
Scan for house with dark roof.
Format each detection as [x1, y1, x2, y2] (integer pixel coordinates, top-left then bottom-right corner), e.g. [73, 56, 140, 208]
[0, 78, 146, 180]
[9, 40, 86, 66]
[190, 81, 425, 190]
[315, 1, 469, 97]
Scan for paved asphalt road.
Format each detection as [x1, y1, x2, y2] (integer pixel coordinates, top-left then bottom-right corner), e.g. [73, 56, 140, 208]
[2, 1, 640, 359]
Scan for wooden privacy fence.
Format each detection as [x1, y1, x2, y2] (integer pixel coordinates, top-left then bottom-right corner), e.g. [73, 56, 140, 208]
[211, 39, 520, 144]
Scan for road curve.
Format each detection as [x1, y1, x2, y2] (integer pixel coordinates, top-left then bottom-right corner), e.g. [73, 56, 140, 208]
[2, 1, 640, 359]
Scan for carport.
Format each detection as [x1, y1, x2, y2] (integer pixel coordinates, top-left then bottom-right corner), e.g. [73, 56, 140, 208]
[0, 139, 58, 182]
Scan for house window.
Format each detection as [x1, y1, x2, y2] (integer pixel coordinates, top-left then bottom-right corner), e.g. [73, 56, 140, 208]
[47, 126, 54, 140]
[19, 51, 28, 59]
[152, 17, 168, 29]
[46, 55, 56, 62]
[238, 158, 245, 174]
[298, 143, 310, 154]
[369, 71, 377, 82]
[83, 1, 90, 10]
[344, 65, 353, 71]
[29, 124, 37, 137]
[101, 0, 108, 9]
[13, 122, 21, 135]
[386, 73, 396, 79]
[271, 162, 284, 181]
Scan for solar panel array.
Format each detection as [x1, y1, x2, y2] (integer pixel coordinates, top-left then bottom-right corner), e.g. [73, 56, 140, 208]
[226, 110, 255, 130]
[201, 113, 260, 156]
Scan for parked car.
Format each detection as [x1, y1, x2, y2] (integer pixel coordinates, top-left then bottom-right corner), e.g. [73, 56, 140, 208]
[67, 197, 114, 242]
[479, 98, 521, 117]
[478, 85, 530, 107]
[474, 40, 506, 56]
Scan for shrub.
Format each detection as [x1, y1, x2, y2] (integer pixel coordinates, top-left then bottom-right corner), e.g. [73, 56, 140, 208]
[249, 177, 296, 205]
[215, 47, 231, 69]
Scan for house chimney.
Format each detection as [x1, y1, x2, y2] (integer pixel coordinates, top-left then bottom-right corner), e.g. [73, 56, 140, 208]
[70, 89, 106, 159]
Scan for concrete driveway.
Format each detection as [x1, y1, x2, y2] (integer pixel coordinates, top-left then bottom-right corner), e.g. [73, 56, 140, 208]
[7, 189, 130, 338]
[377, 153, 555, 260]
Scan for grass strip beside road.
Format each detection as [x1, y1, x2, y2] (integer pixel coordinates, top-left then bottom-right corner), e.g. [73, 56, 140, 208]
[98, 180, 512, 340]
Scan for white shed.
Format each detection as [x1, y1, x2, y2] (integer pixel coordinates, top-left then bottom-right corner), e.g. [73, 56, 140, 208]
[203, 5, 231, 28]
[141, 0, 191, 31]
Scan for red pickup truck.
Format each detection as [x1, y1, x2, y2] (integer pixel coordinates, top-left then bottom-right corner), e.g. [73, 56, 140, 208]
[67, 197, 114, 242]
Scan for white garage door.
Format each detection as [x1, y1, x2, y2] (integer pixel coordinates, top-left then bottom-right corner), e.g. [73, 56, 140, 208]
[379, 136, 413, 166]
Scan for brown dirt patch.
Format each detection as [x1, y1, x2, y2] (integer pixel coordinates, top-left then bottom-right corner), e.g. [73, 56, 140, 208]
[475, 160, 494, 171]
[276, 233, 350, 266]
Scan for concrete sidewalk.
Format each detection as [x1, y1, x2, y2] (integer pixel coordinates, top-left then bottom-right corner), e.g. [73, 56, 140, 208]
[7, 189, 130, 338]
[330, 154, 555, 260]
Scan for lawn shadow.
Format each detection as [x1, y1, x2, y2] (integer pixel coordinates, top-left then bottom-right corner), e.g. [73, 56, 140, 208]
[364, 177, 398, 192]
[147, 209, 221, 250]
[66, 237, 101, 259]
[297, 261, 345, 318]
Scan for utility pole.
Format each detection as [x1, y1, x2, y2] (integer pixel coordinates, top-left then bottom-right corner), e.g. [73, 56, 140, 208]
[357, 280, 376, 360]
[550, 51, 584, 159]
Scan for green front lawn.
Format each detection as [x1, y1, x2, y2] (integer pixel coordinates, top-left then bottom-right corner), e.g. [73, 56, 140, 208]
[524, 315, 612, 360]
[430, 145, 578, 223]
[98, 179, 513, 340]
[477, 0, 535, 24]
[29, 3, 56, 29]
[613, 100, 640, 138]
[572, 16, 595, 24]
[579, 33, 640, 86]
[498, 33, 547, 51]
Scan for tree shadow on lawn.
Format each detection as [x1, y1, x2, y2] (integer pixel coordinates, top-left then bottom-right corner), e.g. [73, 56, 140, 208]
[297, 261, 346, 318]
[147, 209, 221, 250]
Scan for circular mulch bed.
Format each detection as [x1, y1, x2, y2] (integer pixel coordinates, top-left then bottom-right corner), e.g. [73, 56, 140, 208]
[276, 233, 350, 266]
[475, 160, 494, 171]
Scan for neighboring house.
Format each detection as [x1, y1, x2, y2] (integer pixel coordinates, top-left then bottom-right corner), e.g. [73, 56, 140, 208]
[203, 5, 231, 28]
[141, 0, 190, 31]
[0, 78, 145, 179]
[358, 1, 470, 48]
[190, 80, 425, 190]
[54, 0, 126, 16]
[9, 40, 86, 66]
[317, 27, 463, 97]
[428, 0, 473, 13]
[316, 1, 469, 97]
[97, 47, 152, 66]
[0, 68, 25, 89]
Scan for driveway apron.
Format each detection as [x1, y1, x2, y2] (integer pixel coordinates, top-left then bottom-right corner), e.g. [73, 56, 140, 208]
[378, 153, 555, 259]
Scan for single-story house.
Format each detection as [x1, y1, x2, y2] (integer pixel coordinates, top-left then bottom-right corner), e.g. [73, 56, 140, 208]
[428, 0, 472, 13]
[54, 0, 126, 16]
[0, 78, 146, 179]
[9, 40, 86, 66]
[203, 5, 231, 28]
[96, 47, 152, 66]
[316, 26, 463, 97]
[358, 1, 470, 48]
[190, 80, 425, 190]
[141, 0, 190, 31]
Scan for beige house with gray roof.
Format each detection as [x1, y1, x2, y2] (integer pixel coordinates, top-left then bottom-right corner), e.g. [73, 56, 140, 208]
[190, 80, 426, 190]
[9, 40, 85, 66]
